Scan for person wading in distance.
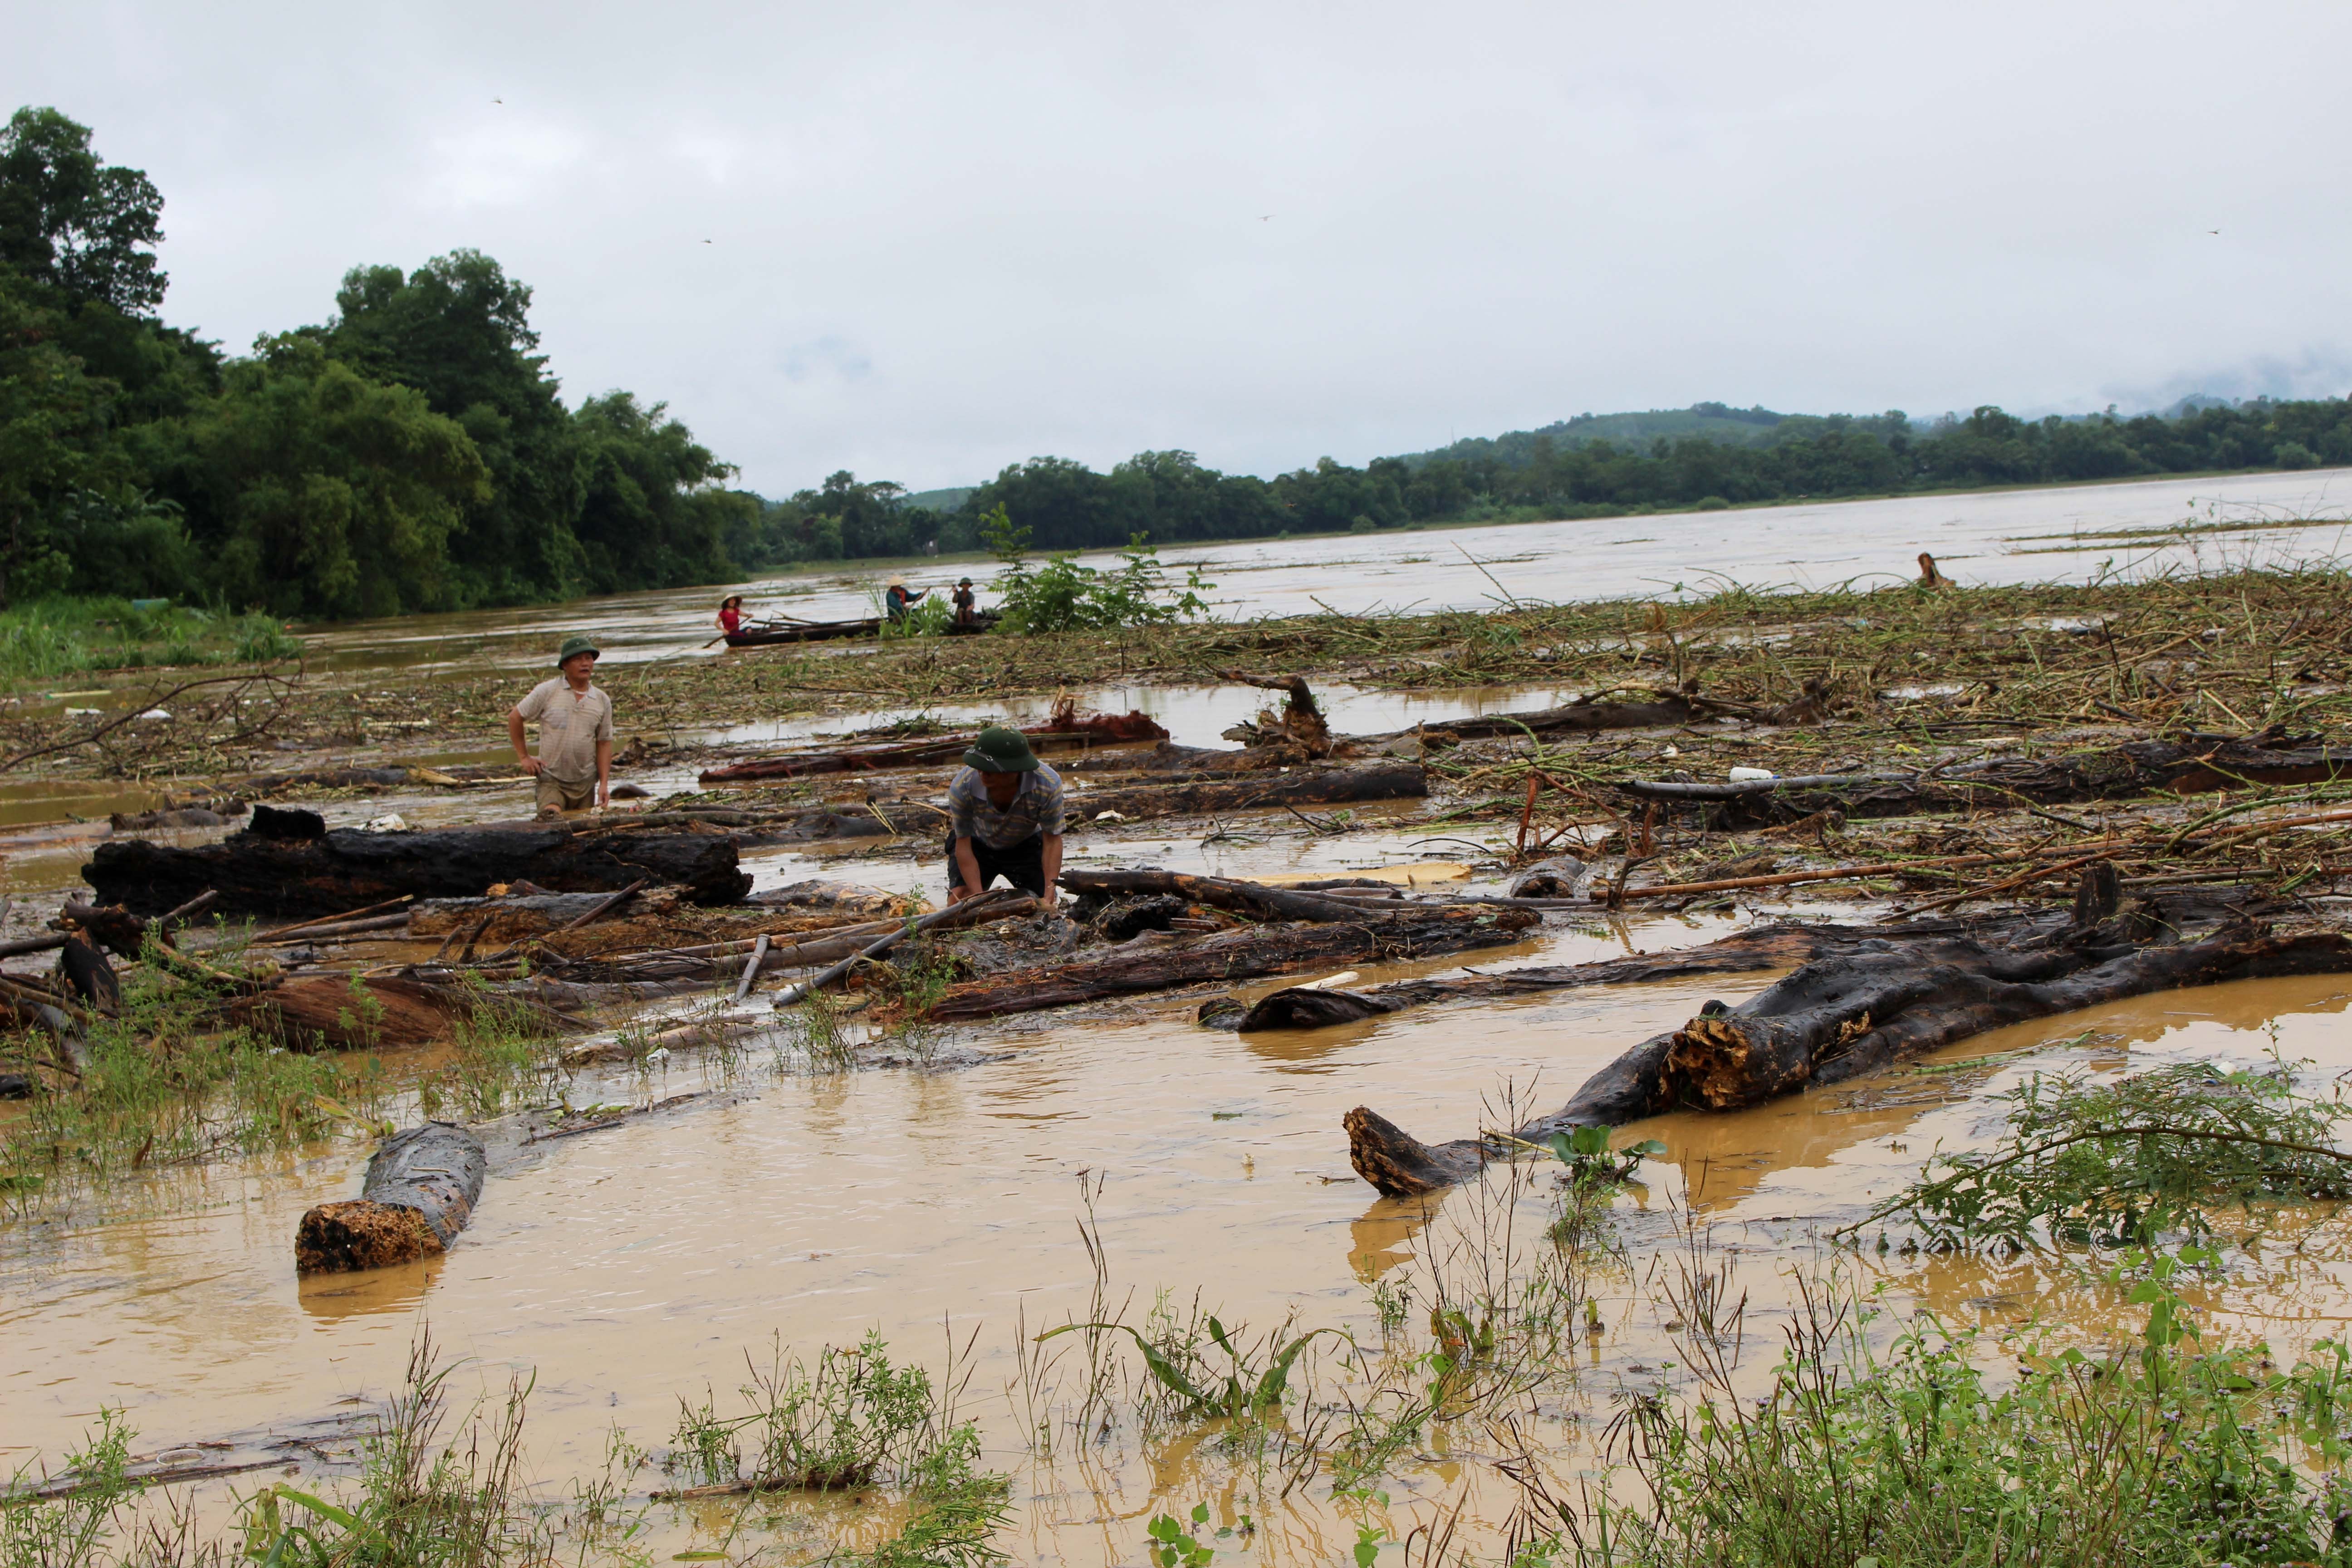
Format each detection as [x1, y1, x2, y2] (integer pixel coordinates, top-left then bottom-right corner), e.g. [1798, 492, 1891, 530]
[945, 726, 1064, 904]
[509, 634, 613, 818]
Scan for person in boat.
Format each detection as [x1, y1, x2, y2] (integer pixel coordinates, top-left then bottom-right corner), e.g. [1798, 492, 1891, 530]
[885, 573, 928, 622]
[508, 634, 612, 818]
[717, 594, 748, 635]
[951, 577, 977, 626]
[945, 726, 1063, 904]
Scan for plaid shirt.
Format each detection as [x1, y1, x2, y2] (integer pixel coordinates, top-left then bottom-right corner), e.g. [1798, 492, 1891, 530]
[946, 762, 1065, 848]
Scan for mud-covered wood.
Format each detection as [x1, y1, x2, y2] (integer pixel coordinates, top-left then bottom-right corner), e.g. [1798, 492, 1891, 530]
[231, 975, 472, 1051]
[1222, 922, 1855, 1031]
[1623, 734, 2352, 828]
[295, 1122, 486, 1274]
[1060, 869, 1409, 923]
[85, 818, 751, 918]
[1406, 695, 1710, 739]
[697, 714, 1168, 782]
[925, 905, 1539, 1022]
[1344, 888, 2352, 1196]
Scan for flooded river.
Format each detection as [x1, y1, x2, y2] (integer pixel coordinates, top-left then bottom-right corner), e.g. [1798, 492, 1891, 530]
[292, 468, 2352, 675]
[11, 474, 2352, 1560]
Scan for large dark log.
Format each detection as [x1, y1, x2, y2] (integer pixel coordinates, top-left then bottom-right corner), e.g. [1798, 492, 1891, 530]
[84, 818, 750, 918]
[925, 905, 1540, 1021]
[1344, 888, 2352, 1196]
[295, 1122, 486, 1274]
[1623, 734, 2352, 828]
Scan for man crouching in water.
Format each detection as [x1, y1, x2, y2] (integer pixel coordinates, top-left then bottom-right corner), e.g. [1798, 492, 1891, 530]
[946, 726, 1063, 903]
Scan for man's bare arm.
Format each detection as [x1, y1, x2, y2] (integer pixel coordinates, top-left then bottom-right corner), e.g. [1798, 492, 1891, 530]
[507, 709, 542, 775]
[1040, 833, 1063, 902]
[951, 838, 985, 903]
[594, 736, 612, 807]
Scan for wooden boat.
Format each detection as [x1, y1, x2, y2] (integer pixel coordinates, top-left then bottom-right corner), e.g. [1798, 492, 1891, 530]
[724, 618, 880, 647]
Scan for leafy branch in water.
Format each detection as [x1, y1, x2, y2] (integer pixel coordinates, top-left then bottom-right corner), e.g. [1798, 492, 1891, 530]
[1840, 1060, 2352, 1251]
[982, 506, 1212, 634]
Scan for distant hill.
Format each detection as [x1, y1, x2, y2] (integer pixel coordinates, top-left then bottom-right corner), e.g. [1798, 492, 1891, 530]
[906, 485, 976, 512]
[1405, 402, 1795, 468]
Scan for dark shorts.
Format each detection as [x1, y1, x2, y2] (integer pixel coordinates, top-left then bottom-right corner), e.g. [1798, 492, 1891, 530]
[946, 831, 1046, 899]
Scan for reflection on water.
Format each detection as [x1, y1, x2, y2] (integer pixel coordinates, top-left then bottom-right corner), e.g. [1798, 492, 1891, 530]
[288, 468, 2352, 675]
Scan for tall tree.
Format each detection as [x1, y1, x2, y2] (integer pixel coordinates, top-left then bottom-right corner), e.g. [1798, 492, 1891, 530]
[322, 250, 585, 603]
[0, 107, 166, 314]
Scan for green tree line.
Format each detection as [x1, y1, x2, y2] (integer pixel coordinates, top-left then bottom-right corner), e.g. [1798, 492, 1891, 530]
[0, 106, 759, 618]
[9, 107, 2348, 617]
[759, 396, 2352, 568]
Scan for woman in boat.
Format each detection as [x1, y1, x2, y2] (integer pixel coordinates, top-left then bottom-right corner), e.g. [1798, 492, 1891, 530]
[885, 574, 929, 622]
[716, 594, 747, 636]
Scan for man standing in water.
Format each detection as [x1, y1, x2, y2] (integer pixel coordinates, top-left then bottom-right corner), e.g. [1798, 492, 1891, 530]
[508, 634, 613, 818]
[946, 726, 1063, 903]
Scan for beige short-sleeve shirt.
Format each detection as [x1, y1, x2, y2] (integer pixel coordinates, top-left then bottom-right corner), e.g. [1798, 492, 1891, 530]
[514, 678, 613, 783]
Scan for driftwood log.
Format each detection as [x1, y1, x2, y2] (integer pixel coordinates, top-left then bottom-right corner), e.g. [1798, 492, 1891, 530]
[86, 808, 750, 917]
[926, 905, 1539, 1021]
[697, 713, 1168, 782]
[1404, 694, 1715, 740]
[1062, 869, 1416, 923]
[1214, 921, 1882, 1031]
[1344, 884, 2352, 1196]
[295, 1122, 486, 1274]
[1623, 733, 2352, 828]
[766, 763, 1430, 844]
[230, 976, 475, 1052]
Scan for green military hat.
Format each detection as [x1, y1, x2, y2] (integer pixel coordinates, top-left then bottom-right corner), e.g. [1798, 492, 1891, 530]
[962, 725, 1039, 773]
[557, 633, 601, 665]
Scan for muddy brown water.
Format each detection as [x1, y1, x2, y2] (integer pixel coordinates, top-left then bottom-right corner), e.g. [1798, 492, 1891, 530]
[9, 857, 2352, 1562]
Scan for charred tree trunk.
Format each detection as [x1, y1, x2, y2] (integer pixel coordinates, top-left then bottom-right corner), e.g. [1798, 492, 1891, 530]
[1403, 694, 1711, 739]
[295, 1123, 486, 1274]
[697, 714, 1168, 782]
[86, 813, 750, 917]
[1623, 734, 2352, 828]
[926, 906, 1539, 1022]
[1344, 886, 2352, 1196]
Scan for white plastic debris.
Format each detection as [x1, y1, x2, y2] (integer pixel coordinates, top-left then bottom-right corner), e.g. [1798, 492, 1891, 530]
[65, 707, 100, 718]
[643, 1046, 671, 1066]
[363, 813, 410, 832]
[1728, 766, 1776, 782]
[1094, 809, 1127, 823]
[1660, 744, 1681, 759]
[136, 708, 171, 720]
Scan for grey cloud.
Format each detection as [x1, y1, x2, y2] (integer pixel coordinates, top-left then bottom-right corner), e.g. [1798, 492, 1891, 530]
[10, 1, 2352, 495]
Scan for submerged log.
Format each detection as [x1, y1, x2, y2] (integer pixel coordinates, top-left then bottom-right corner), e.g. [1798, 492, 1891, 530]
[925, 905, 1540, 1021]
[1623, 733, 2352, 828]
[84, 815, 750, 918]
[295, 1122, 486, 1274]
[1344, 885, 2352, 1196]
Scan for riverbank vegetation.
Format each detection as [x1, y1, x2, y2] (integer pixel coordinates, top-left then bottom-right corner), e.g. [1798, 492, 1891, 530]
[8, 104, 2348, 624]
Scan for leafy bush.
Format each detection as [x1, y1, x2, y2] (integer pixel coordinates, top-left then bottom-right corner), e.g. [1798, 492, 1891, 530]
[980, 506, 1212, 635]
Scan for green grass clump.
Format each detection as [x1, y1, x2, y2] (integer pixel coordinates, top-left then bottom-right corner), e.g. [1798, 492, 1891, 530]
[0, 596, 302, 690]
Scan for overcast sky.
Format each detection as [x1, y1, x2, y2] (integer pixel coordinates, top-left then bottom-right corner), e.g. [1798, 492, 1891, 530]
[11, 2, 2352, 495]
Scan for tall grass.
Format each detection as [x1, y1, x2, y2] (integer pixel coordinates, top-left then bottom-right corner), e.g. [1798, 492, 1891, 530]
[0, 597, 301, 689]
